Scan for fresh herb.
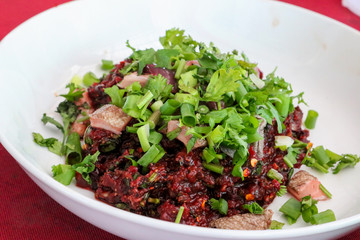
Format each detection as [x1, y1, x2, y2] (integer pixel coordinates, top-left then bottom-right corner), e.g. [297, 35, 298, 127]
[270, 220, 285, 230]
[242, 202, 264, 214]
[72, 151, 100, 185]
[209, 198, 228, 215]
[32, 133, 62, 156]
[60, 83, 84, 102]
[52, 164, 75, 185]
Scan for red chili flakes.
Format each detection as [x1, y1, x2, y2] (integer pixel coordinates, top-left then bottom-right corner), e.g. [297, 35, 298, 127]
[250, 158, 258, 167]
[245, 193, 254, 201]
[201, 200, 206, 209]
[272, 163, 279, 170]
[243, 168, 250, 177]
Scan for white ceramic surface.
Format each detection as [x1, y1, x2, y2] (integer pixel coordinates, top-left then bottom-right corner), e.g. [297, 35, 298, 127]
[1, 0, 360, 239]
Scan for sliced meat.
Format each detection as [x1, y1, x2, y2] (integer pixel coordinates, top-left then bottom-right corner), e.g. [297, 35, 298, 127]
[71, 116, 88, 137]
[143, 64, 177, 92]
[209, 209, 273, 230]
[287, 170, 329, 201]
[167, 120, 207, 150]
[75, 91, 93, 109]
[90, 104, 132, 135]
[118, 72, 149, 88]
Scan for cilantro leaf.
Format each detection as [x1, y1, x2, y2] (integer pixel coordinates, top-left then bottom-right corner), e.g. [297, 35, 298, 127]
[130, 48, 156, 75]
[242, 202, 264, 214]
[52, 164, 75, 185]
[60, 83, 84, 102]
[209, 198, 228, 215]
[203, 69, 241, 101]
[32, 132, 63, 156]
[104, 85, 125, 107]
[155, 49, 180, 69]
[144, 74, 172, 101]
[41, 114, 64, 133]
[72, 151, 100, 185]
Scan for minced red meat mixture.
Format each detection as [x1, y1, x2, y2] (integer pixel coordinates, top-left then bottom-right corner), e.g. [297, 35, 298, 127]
[76, 106, 308, 227]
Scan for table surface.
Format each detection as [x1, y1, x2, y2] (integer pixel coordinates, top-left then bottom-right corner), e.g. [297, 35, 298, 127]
[0, 0, 359, 239]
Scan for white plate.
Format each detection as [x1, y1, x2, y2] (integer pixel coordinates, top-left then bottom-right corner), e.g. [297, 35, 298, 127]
[1, 0, 360, 239]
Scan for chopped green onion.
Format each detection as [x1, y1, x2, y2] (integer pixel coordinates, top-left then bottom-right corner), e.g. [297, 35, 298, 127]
[175, 206, 185, 223]
[275, 136, 294, 151]
[123, 95, 142, 118]
[249, 73, 265, 89]
[319, 184, 332, 199]
[65, 132, 82, 165]
[151, 100, 163, 112]
[152, 145, 165, 164]
[137, 124, 150, 152]
[83, 72, 99, 86]
[175, 59, 186, 79]
[101, 59, 114, 70]
[186, 136, 197, 153]
[148, 198, 160, 204]
[126, 126, 138, 133]
[167, 127, 181, 140]
[276, 185, 287, 197]
[302, 204, 318, 223]
[275, 94, 290, 118]
[160, 99, 181, 115]
[202, 147, 218, 163]
[304, 110, 319, 129]
[270, 220, 285, 230]
[279, 198, 302, 224]
[137, 144, 163, 167]
[197, 105, 209, 114]
[310, 209, 336, 225]
[148, 110, 161, 129]
[76, 116, 90, 122]
[137, 90, 154, 109]
[312, 146, 330, 166]
[149, 131, 163, 145]
[148, 172, 158, 182]
[267, 168, 283, 183]
[181, 103, 196, 127]
[202, 162, 224, 174]
[208, 125, 225, 144]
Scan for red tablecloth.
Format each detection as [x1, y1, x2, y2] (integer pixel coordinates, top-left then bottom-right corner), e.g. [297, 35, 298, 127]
[0, 0, 359, 239]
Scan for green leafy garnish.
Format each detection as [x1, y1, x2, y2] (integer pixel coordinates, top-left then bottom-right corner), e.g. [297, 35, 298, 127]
[60, 83, 84, 102]
[242, 202, 264, 214]
[72, 151, 100, 185]
[209, 198, 228, 215]
[52, 164, 75, 185]
[32, 132, 62, 156]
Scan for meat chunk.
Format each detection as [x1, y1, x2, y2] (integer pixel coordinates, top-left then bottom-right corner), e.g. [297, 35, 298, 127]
[118, 72, 149, 88]
[209, 209, 273, 230]
[167, 120, 207, 150]
[90, 104, 132, 135]
[287, 170, 329, 201]
[71, 116, 88, 137]
[143, 64, 177, 92]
